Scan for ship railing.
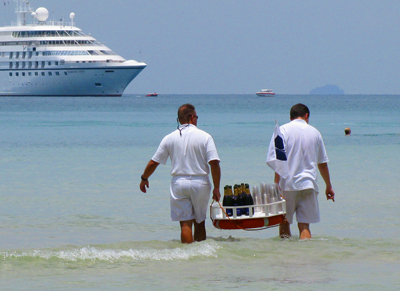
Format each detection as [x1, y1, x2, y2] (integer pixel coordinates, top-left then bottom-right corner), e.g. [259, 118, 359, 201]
[9, 20, 76, 27]
[12, 31, 90, 38]
[38, 43, 104, 48]
[63, 60, 126, 64]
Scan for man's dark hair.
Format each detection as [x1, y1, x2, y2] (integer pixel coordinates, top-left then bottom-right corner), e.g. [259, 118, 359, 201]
[290, 103, 310, 120]
[177, 103, 196, 124]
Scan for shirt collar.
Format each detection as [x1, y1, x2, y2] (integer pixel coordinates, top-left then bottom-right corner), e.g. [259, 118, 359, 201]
[292, 118, 307, 124]
[179, 123, 196, 129]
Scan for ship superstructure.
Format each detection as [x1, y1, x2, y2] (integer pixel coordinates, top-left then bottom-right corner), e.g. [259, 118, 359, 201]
[0, 0, 146, 96]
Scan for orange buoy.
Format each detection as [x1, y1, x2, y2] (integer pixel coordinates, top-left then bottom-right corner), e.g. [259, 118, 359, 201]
[212, 214, 285, 230]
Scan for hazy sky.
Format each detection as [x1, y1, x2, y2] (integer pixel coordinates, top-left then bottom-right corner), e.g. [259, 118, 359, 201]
[1, 0, 400, 94]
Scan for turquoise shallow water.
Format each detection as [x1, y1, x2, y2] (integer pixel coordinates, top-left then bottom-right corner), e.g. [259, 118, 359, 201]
[1, 94, 399, 290]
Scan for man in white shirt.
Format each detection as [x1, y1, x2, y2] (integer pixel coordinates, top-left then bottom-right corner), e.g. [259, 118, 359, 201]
[268, 103, 335, 239]
[140, 104, 221, 243]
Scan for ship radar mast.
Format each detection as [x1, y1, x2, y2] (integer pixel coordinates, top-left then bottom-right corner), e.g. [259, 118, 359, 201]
[15, 0, 33, 26]
[70, 12, 75, 28]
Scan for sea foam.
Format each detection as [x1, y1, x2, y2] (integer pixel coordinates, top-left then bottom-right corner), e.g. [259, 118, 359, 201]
[1, 240, 222, 262]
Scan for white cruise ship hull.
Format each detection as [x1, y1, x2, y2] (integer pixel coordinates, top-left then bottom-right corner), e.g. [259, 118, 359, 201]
[0, 63, 146, 96]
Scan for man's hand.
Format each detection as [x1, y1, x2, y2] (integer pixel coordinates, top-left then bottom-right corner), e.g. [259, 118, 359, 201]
[326, 186, 335, 202]
[140, 180, 149, 193]
[212, 188, 221, 202]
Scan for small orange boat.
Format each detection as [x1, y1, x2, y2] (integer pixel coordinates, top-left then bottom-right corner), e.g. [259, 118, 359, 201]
[145, 92, 158, 97]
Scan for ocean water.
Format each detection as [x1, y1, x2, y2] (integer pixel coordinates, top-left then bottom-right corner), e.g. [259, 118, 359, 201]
[0, 94, 399, 290]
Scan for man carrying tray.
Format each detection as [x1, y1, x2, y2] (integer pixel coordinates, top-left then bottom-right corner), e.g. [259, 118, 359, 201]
[267, 103, 335, 239]
[140, 103, 221, 243]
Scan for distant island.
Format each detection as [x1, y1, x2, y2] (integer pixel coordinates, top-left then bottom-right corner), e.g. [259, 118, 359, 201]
[309, 84, 345, 95]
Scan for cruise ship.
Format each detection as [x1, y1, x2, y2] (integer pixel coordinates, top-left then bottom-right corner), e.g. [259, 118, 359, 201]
[0, 0, 146, 96]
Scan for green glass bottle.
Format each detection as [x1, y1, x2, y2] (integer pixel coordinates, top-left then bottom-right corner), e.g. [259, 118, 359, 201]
[237, 183, 246, 215]
[233, 184, 241, 216]
[238, 183, 246, 215]
[244, 183, 254, 216]
[222, 185, 233, 217]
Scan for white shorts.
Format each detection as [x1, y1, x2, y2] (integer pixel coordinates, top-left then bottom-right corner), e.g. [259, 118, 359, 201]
[283, 189, 320, 224]
[170, 175, 211, 223]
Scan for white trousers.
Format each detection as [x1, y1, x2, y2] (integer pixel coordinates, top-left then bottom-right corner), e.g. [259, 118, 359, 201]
[170, 175, 211, 223]
[283, 189, 320, 224]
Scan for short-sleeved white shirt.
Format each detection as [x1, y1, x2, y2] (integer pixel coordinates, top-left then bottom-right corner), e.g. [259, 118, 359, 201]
[151, 124, 220, 176]
[279, 119, 329, 192]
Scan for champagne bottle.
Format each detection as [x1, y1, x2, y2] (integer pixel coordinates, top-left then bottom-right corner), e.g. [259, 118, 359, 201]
[222, 186, 228, 215]
[233, 184, 241, 216]
[239, 183, 247, 215]
[223, 185, 233, 217]
[228, 185, 234, 216]
[244, 183, 254, 216]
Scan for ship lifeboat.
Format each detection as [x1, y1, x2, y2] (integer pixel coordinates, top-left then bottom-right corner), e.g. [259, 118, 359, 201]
[212, 214, 285, 230]
[210, 201, 286, 230]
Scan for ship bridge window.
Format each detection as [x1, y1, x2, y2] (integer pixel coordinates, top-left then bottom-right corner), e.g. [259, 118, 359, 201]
[95, 83, 102, 87]
[101, 50, 117, 55]
[22, 72, 25, 76]
[16, 72, 19, 76]
[105, 70, 114, 73]
[41, 72, 45, 76]
[48, 72, 52, 76]
[9, 72, 12, 76]
[64, 72, 68, 75]
[56, 72, 60, 76]
[0, 41, 28, 46]
[40, 40, 98, 46]
[43, 51, 90, 56]
[35, 72, 38, 76]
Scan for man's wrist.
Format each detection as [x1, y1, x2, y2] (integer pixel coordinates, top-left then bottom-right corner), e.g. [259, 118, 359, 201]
[141, 175, 148, 181]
